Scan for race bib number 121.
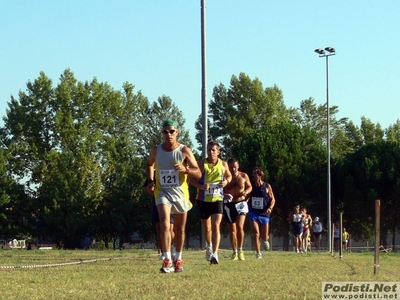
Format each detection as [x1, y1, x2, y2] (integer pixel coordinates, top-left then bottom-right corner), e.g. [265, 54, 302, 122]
[159, 169, 179, 188]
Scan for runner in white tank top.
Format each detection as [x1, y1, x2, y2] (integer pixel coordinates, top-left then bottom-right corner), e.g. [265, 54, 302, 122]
[145, 119, 201, 273]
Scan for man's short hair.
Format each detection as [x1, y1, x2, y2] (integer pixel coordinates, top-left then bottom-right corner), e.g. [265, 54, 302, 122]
[228, 158, 239, 165]
[207, 140, 220, 149]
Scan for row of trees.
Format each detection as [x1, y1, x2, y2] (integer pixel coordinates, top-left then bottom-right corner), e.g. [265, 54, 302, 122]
[1, 70, 399, 249]
[0, 69, 192, 248]
[196, 72, 400, 248]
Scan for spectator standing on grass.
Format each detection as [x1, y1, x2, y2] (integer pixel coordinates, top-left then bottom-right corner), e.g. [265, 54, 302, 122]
[301, 207, 312, 252]
[312, 217, 323, 251]
[189, 140, 231, 265]
[223, 158, 252, 261]
[145, 119, 201, 273]
[248, 167, 276, 259]
[342, 228, 349, 251]
[288, 204, 303, 253]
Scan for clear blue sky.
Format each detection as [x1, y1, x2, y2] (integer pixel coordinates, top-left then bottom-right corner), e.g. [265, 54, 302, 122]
[1, 1, 399, 144]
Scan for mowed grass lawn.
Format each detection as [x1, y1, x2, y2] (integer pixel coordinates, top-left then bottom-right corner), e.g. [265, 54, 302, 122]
[0, 249, 399, 300]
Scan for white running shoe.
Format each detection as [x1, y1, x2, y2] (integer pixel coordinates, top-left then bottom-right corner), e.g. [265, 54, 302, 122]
[210, 254, 219, 264]
[160, 258, 174, 273]
[206, 246, 212, 261]
[262, 240, 270, 251]
[256, 253, 262, 259]
[174, 259, 184, 272]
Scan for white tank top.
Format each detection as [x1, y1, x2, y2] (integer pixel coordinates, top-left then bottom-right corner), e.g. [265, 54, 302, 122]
[154, 144, 190, 200]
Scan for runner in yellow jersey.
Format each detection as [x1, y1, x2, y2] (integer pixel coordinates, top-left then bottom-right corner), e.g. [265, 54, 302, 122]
[189, 140, 231, 264]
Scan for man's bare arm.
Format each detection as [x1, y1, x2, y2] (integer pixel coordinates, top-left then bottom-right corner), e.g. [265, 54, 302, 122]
[145, 147, 157, 195]
[221, 161, 232, 188]
[241, 173, 252, 199]
[188, 160, 206, 189]
[181, 146, 201, 179]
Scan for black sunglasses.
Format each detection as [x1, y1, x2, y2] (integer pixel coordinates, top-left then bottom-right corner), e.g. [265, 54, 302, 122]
[163, 129, 176, 134]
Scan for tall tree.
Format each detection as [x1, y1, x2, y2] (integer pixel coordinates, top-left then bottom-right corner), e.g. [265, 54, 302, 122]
[289, 97, 351, 157]
[195, 73, 290, 156]
[1, 69, 148, 247]
[92, 81, 147, 247]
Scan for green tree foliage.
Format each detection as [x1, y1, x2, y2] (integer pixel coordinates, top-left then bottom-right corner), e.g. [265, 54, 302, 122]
[1, 69, 148, 247]
[0, 146, 31, 240]
[360, 116, 384, 143]
[140, 95, 193, 157]
[1, 69, 195, 248]
[0, 148, 11, 208]
[342, 117, 385, 154]
[344, 121, 364, 151]
[385, 119, 400, 143]
[195, 72, 290, 157]
[336, 141, 400, 244]
[289, 97, 351, 157]
[232, 122, 326, 249]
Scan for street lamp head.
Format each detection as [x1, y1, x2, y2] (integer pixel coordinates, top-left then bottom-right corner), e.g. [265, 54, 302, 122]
[325, 47, 336, 53]
[314, 48, 325, 55]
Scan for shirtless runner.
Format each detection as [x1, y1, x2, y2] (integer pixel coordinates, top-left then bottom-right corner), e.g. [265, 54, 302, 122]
[223, 158, 252, 261]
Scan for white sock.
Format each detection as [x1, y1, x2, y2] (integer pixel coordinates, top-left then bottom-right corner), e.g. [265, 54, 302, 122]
[175, 252, 182, 260]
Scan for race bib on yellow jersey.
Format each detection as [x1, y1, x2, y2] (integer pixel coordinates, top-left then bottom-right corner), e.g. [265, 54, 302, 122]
[159, 169, 179, 188]
[205, 183, 222, 197]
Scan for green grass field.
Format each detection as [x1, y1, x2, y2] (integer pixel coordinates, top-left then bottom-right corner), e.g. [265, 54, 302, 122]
[0, 249, 399, 299]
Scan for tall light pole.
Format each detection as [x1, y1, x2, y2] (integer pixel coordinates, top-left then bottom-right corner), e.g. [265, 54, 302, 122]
[201, 0, 208, 159]
[200, 0, 208, 249]
[314, 47, 336, 253]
